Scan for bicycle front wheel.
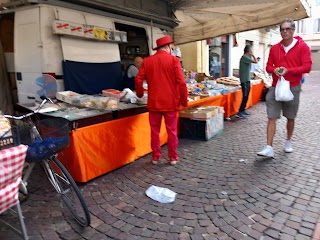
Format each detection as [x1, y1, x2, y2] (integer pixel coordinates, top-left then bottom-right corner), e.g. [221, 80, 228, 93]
[44, 156, 91, 227]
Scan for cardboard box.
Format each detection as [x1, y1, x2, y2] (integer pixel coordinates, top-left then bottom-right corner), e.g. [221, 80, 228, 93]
[179, 112, 224, 141]
[188, 95, 200, 101]
[196, 73, 208, 82]
[180, 106, 224, 120]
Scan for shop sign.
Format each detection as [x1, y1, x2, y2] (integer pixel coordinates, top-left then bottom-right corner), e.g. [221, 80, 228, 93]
[52, 20, 127, 43]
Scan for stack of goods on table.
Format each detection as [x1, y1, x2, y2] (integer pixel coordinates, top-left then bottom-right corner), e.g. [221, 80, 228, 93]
[179, 106, 224, 141]
[121, 88, 148, 105]
[215, 77, 241, 93]
[252, 72, 272, 101]
[185, 71, 241, 100]
[253, 72, 272, 88]
[56, 90, 120, 110]
[216, 77, 240, 86]
[0, 115, 19, 149]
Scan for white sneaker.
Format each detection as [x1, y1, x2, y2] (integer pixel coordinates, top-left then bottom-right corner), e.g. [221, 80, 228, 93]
[257, 145, 274, 158]
[284, 140, 293, 153]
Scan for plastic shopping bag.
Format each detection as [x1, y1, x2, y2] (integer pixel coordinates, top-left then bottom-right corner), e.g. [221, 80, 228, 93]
[145, 185, 176, 203]
[275, 76, 294, 102]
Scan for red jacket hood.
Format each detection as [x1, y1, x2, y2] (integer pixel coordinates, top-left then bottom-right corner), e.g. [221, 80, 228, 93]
[278, 36, 305, 46]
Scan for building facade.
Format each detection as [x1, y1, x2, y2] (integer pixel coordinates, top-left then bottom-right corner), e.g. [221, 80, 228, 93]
[178, 29, 281, 78]
[295, 0, 320, 70]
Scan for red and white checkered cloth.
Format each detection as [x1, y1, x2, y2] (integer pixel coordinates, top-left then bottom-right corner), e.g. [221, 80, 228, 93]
[0, 145, 28, 214]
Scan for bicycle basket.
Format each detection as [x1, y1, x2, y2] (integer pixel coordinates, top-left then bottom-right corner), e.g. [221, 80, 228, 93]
[26, 118, 70, 162]
[0, 126, 21, 150]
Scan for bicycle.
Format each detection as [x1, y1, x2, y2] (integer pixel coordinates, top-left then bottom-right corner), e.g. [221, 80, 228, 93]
[3, 97, 91, 227]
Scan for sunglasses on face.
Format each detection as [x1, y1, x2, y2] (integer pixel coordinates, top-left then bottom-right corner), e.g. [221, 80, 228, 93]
[280, 27, 294, 32]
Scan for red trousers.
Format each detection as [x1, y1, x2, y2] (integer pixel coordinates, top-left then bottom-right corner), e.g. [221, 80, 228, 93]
[149, 111, 178, 160]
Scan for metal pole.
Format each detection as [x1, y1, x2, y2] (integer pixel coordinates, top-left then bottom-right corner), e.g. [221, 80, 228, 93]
[150, 20, 154, 52]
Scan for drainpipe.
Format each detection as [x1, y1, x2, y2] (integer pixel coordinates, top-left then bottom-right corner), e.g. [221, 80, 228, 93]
[150, 20, 154, 52]
[227, 34, 233, 76]
[201, 40, 203, 72]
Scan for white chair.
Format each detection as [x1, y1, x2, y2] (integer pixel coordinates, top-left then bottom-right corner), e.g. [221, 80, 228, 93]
[0, 145, 28, 240]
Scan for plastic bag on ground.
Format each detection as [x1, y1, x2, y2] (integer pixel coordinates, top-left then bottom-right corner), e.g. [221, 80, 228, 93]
[145, 185, 177, 203]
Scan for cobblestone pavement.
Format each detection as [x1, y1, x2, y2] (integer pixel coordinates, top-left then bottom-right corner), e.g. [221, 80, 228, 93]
[1, 72, 320, 240]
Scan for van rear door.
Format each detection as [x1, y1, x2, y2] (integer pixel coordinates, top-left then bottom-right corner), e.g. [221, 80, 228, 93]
[15, 7, 42, 103]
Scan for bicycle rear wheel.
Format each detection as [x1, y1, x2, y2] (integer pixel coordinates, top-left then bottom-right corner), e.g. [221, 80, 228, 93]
[43, 156, 90, 227]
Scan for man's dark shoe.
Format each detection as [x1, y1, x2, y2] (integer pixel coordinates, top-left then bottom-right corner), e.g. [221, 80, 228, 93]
[242, 111, 250, 116]
[236, 112, 245, 119]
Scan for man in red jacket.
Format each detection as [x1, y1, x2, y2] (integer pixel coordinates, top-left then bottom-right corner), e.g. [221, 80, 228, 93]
[135, 35, 188, 165]
[257, 18, 312, 158]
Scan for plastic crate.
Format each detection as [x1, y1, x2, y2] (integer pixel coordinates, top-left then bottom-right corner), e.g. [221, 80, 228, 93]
[0, 126, 21, 150]
[102, 89, 126, 99]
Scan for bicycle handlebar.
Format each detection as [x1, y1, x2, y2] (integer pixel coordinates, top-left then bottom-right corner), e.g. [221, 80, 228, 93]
[4, 97, 52, 120]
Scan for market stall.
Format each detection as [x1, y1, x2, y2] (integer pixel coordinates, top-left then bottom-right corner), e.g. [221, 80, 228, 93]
[49, 81, 264, 182]
[14, 68, 266, 183]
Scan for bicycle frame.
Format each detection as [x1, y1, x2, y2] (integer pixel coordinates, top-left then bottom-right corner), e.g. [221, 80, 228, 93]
[4, 97, 91, 226]
[19, 117, 42, 195]
[42, 158, 67, 194]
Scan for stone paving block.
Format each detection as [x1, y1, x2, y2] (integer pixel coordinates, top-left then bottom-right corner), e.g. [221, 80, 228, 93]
[228, 230, 247, 240]
[219, 225, 234, 234]
[270, 221, 284, 231]
[299, 227, 313, 236]
[190, 235, 204, 240]
[295, 234, 311, 240]
[285, 220, 301, 230]
[203, 235, 218, 240]
[157, 223, 170, 232]
[251, 222, 268, 232]
[280, 233, 295, 240]
[152, 231, 168, 239]
[179, 232, 191, 240]
[281, 226, 297, 236]
[301, 221, 315, 230]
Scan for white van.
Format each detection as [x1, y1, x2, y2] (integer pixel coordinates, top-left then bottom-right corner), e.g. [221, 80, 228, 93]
[0, 3, 165, 104]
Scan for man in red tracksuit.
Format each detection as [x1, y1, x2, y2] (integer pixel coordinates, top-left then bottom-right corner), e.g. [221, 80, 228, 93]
[257, 18, 312, 158]
[135, 35, 188, 165]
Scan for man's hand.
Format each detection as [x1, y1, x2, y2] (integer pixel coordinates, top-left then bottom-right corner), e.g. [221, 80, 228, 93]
[251, 54, 258, 64]
[274, 67, 288, 77]
[280, 67, 288, 76]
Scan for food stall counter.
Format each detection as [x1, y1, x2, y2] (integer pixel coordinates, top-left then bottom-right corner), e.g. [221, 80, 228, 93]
[14, 82, 265, 182]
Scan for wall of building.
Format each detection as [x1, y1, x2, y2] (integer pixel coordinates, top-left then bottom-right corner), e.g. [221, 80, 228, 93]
[179, 42, 198, 71]
[197, 40, 209, 74]
[179, 41, 210, 74]
[296, 1, 320, 70]
[178, 28, 281, 77]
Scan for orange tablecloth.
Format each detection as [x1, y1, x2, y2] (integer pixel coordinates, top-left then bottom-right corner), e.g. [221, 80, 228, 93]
[60, 113, 168, 182]
[185, 82, 264, 118]
[61, 83, 264, 182]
